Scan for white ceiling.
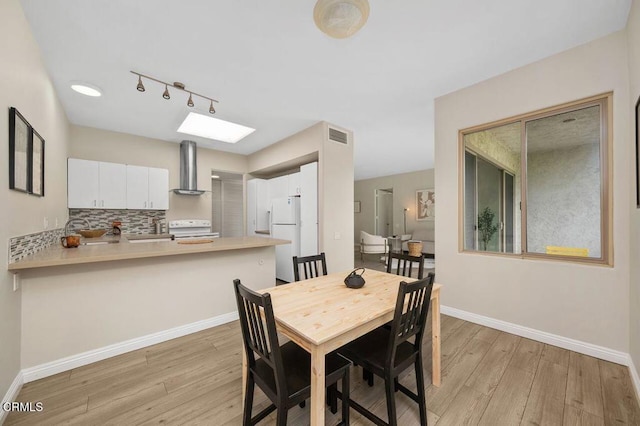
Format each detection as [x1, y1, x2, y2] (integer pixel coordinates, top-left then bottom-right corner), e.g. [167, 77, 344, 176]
[20, 0, 630, 180]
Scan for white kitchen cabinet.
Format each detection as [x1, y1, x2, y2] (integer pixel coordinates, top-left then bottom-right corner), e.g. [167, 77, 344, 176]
[68, 159, 126, 209]
[68, 159, 100, 208]
[256, 179, 269, 231]
[268, 175, 289, 199]
[126, 165, 169, 210]
[148, 167, 169, 210]
[247, 178, 270, 235]
[299, 162, 318, 256]
[288, 172, 301, 196]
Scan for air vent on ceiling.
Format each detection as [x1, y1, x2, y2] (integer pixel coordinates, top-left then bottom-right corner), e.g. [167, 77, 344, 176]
[328, 127, 348, 144]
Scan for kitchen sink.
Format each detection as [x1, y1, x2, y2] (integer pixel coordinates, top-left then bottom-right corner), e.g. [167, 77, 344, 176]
[82, 240, 120, 245]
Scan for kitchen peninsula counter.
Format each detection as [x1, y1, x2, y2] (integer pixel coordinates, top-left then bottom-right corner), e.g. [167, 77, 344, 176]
[8, 236, 289, 271]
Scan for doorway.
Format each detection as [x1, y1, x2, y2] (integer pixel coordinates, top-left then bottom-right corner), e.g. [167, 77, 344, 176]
[211, 170, 243, 237]
[375, 188, 393, 237]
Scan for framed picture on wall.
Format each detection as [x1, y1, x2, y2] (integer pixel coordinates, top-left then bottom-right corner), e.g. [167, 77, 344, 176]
[9, 107, 30, 193]
[31, 128, 45, 197]
[636, 95, 640, 208]
[416, 189, 435, 221]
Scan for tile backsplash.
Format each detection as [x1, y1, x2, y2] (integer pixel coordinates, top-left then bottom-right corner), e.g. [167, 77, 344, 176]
[68, 209, 166, 235]
[9, 228, 65, 263]
[9, 209, 167, 264]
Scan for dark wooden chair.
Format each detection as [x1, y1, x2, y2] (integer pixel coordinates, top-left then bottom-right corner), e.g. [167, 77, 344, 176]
[337, 274, 435, 426]
[386, 251, 425, 280]
[292, 252, 328, 281]
[234, 279, 350, 426]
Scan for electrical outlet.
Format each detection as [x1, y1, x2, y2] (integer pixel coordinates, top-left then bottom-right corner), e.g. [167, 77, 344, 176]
[43, 217, 49, 230]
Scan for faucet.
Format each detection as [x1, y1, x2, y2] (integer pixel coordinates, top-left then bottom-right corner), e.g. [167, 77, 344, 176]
[64, 218, 91, 236]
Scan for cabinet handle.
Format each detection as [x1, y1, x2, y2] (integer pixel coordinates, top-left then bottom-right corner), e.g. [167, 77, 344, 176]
[144, 201, 147, 208]
[150, 201, 153, 208]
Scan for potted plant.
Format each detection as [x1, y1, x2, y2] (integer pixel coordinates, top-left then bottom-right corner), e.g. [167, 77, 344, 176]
[477, 207, 498, 251]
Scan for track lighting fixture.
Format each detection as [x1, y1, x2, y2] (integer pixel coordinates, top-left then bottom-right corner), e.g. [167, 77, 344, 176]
[136, 75, 145, 92]
[131, 71, 218, 114]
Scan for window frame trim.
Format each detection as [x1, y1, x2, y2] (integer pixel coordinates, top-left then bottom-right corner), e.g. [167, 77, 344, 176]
[457, 92, 613, 266]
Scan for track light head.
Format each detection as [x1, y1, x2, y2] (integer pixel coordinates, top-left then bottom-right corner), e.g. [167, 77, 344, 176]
[187, 93, 194, 108]
[136, 75, 145, 92]
[209, 100, 216, 114]
[163, 85, 170, 100]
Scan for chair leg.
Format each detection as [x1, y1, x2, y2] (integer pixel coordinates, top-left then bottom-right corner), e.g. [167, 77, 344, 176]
[415, 357, 428, 426]
[329, 383, 338, 414]
[367, 369, 374, 387]
[394, 377, 399, 392]
[276, 406, 288, 426]
[385, 375, 398, 426]
[342, 368, 350, 426]
[242, 374, 255, 426]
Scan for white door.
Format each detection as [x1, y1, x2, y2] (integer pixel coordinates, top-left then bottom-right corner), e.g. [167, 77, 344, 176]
[300, 162, 318, 256]
[148, 167, 169, 210]
[99, 162, 127, 208]
[272, 224, 295, 282]
[68, 158, 99, 208]
[126, 165, 148, 209]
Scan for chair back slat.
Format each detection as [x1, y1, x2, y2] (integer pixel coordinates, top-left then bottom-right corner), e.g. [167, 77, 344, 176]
[234, 279, 288, 395]
[292, 253, 328, 281]
[386, 273, 435, 367]
[386, 251, 425, 280]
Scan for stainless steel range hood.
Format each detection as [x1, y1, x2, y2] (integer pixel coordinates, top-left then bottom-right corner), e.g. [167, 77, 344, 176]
[172, 140, 205, 195]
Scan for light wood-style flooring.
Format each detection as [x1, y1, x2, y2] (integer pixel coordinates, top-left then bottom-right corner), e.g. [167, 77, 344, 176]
[6, 255, 640, 425]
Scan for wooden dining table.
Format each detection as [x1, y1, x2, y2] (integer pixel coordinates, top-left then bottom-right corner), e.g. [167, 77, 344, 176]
[244, 269, 442, 426]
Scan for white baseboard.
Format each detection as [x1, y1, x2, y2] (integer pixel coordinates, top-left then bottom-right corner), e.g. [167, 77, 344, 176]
[21, 311, 239, 383]
[1, 370, 24, 424]
[441, 305, 629, 365]
[628, 355, 640, 404]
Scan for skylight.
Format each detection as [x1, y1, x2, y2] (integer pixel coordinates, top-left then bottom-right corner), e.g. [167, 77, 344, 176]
[177, 112, 255, 143]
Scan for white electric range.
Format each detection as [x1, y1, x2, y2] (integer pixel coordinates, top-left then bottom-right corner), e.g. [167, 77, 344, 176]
[168, 219, 220, 240]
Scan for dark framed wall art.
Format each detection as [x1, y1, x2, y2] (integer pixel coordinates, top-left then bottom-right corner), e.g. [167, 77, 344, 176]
[636, 95, 640, 208]
[9, 107, 45, 197]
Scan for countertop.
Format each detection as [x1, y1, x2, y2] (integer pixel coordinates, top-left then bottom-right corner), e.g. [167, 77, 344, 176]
[8, 236, 290, 271]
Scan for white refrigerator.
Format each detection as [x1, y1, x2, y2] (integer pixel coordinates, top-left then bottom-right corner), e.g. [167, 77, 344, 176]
[271, 196, 300, 283]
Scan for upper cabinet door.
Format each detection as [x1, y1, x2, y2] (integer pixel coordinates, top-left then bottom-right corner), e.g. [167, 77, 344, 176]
[268, 175, 289, 199]
[68, 158, 100, 208]
[98, 162, 127, 209]
[288, 172, 301, 196]
[148, 167, 169, 210]
[126, 165, 149, 209]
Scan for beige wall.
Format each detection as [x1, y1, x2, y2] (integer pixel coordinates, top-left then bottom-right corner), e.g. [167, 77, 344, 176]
[69, 125, 248, 222]
[354, 169, 435, 243]
[434, 31, 630, 351]
[248, 122, 355, 273]
[20, 248, 275, 368]
[627, 0, 640, 379]
[0, 0, 70, 401]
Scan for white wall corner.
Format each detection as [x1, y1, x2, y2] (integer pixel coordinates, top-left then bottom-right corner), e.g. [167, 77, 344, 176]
[441, 305, 629, 365]
[0, 370, 25, 424]
[21, 311, 239, 383]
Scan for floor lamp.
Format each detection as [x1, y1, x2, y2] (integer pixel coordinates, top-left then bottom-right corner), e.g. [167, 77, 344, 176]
[403, 208, 409, 234]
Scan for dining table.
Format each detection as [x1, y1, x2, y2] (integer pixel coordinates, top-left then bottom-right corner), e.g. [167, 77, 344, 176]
[243, 269, 442, 426]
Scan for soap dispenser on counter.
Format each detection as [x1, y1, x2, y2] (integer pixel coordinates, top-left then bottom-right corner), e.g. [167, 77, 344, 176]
[152, 218, 164, 234]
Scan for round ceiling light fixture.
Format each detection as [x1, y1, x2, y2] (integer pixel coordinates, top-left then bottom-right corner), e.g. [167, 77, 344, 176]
[314, 0, 370, 39]
[70, 82, 102, 97]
